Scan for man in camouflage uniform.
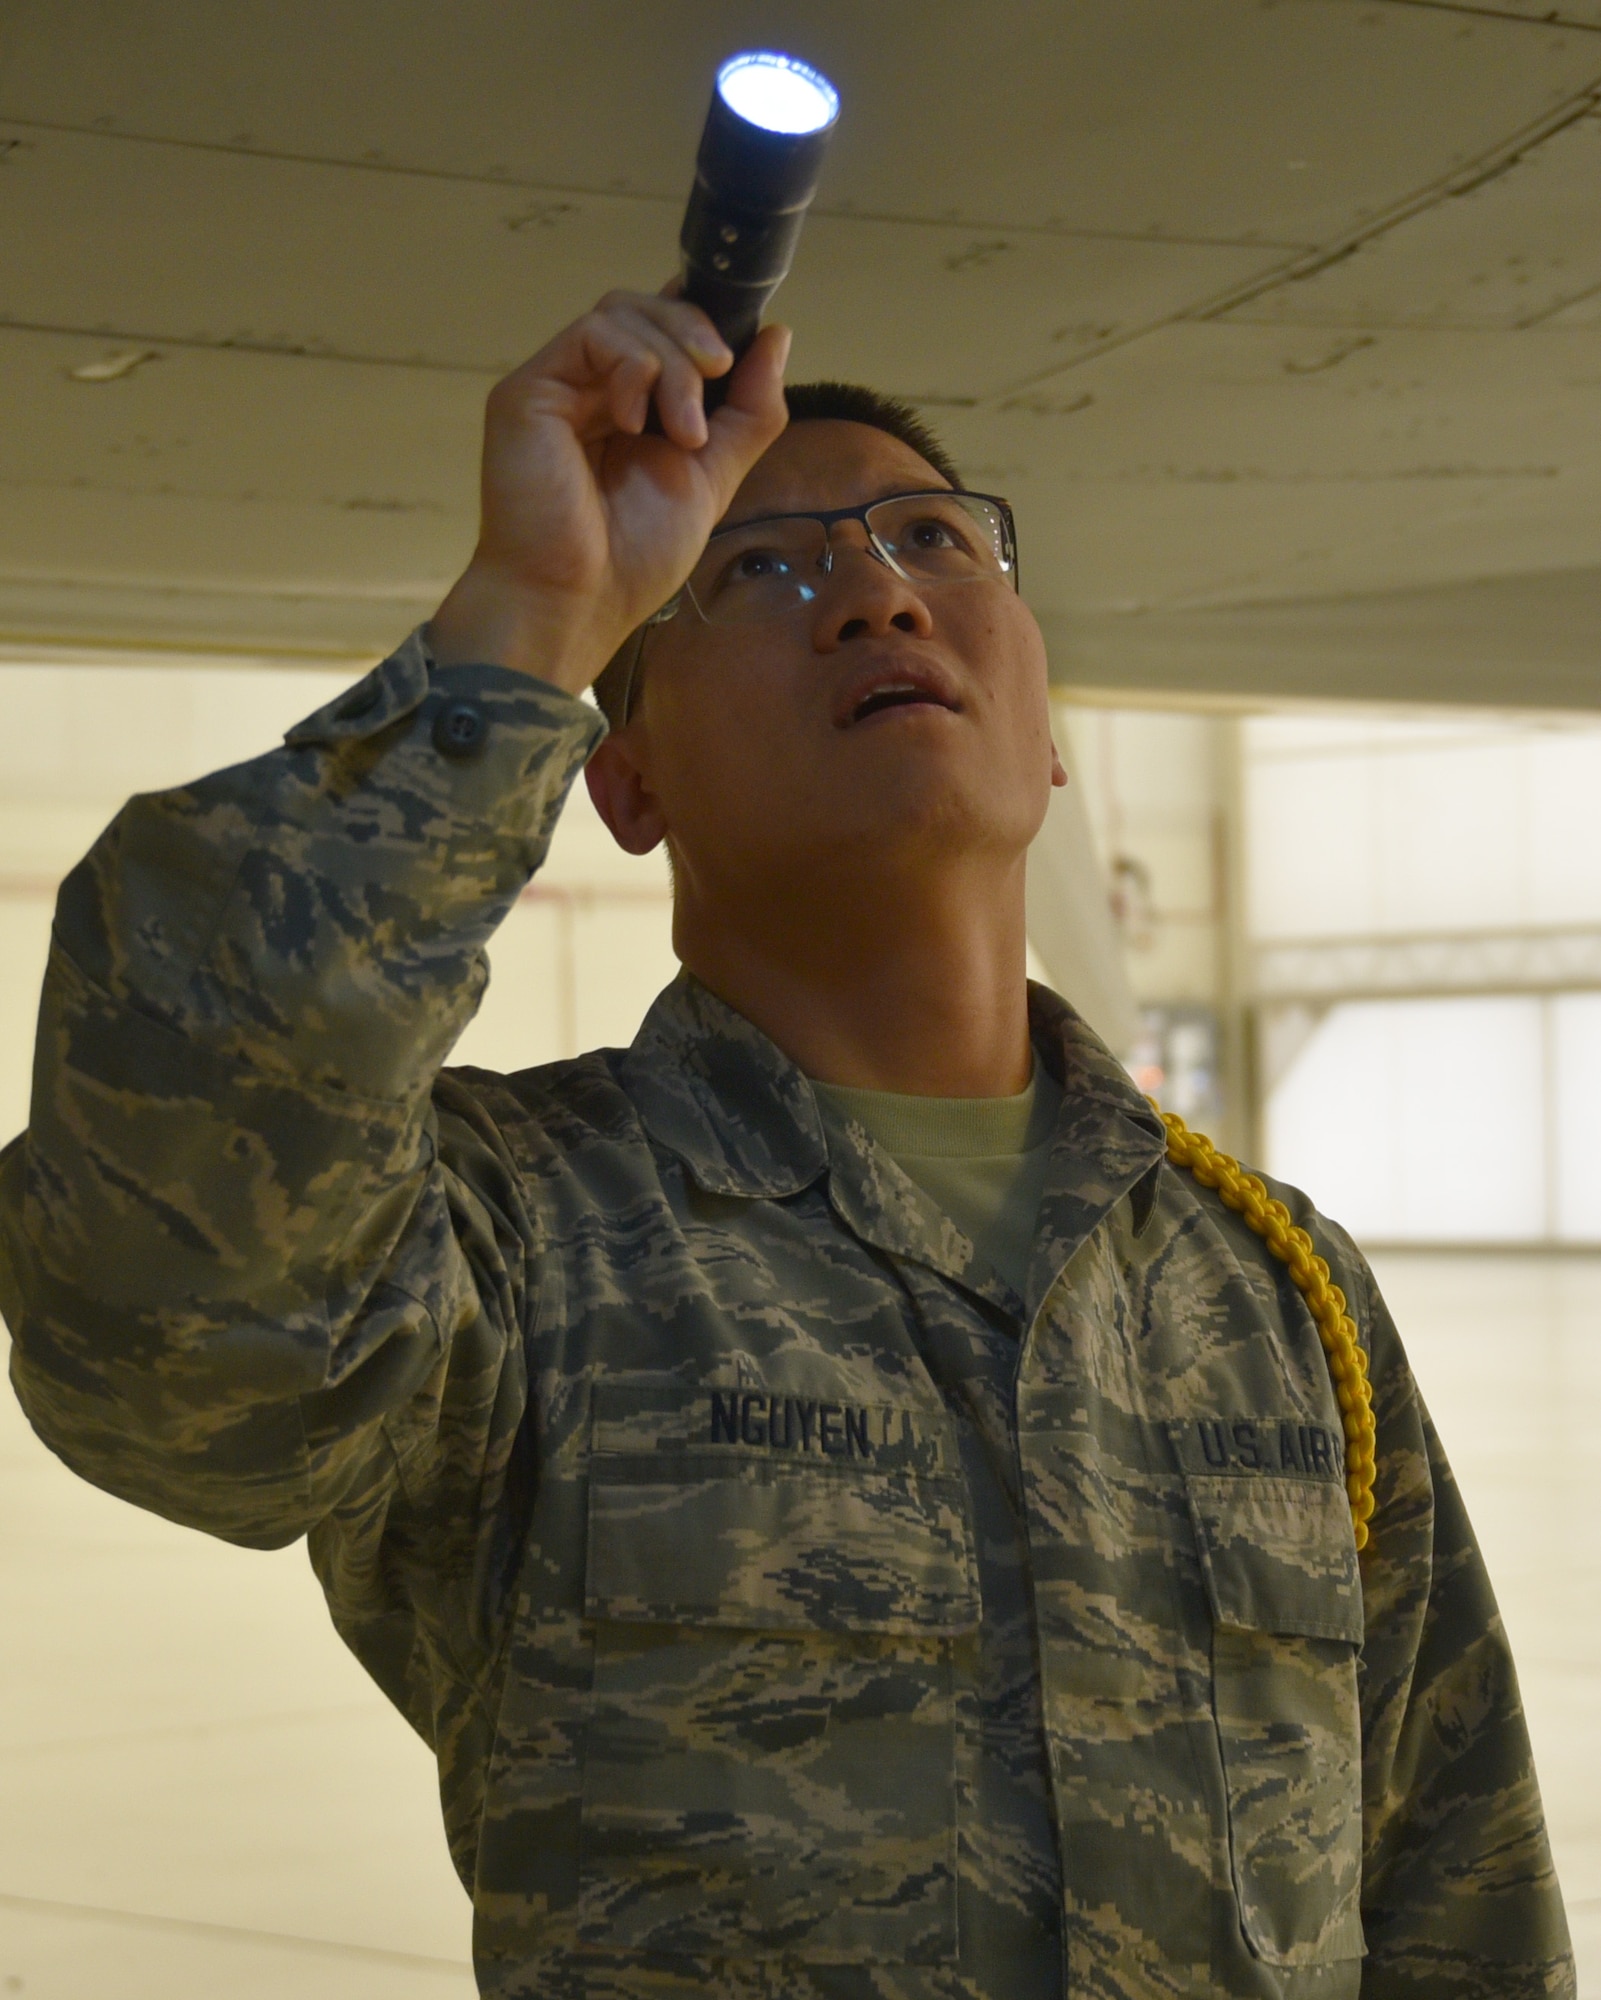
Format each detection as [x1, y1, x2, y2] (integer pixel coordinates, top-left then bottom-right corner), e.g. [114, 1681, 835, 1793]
[0, 289, 1575, 1997]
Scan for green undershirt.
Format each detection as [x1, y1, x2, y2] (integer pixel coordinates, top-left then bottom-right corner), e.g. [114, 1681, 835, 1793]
[814, 1058, 1063, 1298]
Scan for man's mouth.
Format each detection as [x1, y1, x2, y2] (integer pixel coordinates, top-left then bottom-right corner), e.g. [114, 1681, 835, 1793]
[853, 683, 949, 721]
[838, 665, 963, 727]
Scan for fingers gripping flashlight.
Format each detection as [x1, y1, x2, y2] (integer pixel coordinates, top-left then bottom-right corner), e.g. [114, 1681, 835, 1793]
[680, 51, 840, 405]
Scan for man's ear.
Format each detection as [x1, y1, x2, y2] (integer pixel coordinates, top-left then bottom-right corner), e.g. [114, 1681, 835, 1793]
[584, 732, 670, 855]
[1050, 744, 1069, 788]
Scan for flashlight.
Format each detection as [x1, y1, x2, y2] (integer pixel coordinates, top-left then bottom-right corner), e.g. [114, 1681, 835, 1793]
[680, 51, 840, 406]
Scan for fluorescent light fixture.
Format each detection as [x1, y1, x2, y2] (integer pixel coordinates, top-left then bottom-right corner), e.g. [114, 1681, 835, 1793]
[716, 52, 838, 136]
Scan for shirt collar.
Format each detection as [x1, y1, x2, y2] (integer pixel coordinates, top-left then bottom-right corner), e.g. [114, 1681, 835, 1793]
[619, 973, 830, 1198]
[1023, 982, 1168, 1308]
[621, 973, 1168, 1302]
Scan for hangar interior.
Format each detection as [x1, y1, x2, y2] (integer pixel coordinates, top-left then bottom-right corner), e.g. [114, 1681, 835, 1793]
[0, 3, 1598, 1993]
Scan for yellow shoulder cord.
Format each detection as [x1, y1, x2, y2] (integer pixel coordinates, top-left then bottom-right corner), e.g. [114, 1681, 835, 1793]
[1152, 1106, 1378, 1551]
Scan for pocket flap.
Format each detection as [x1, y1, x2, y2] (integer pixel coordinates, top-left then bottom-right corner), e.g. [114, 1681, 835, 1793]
[586, 1381, 979, 1636]
[1185, 1475, 1363, 1644]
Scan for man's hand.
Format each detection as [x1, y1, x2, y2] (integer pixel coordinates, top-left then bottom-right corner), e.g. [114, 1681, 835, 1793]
[429, 290, 791, 694]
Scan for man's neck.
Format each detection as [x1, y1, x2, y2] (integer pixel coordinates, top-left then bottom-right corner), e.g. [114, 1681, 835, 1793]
[674, 855, 1034, 1098]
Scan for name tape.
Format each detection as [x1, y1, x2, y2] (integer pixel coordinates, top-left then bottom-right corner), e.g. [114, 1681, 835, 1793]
[708, 1389, 874, 1458]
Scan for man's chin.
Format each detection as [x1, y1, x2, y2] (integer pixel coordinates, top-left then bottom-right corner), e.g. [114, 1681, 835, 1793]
[798, 780, 1037, 875]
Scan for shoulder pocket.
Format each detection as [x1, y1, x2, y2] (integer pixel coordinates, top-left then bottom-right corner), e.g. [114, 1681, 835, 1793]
[578, 1379, 979, 1967]
[1181, 1450, 1366, 1969]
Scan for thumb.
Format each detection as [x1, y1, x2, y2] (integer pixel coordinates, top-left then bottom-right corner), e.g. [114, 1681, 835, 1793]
[697, 323, 792, 504]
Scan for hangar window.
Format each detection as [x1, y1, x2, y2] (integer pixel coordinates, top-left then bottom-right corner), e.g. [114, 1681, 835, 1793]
[1248, 715, 1601, 1247]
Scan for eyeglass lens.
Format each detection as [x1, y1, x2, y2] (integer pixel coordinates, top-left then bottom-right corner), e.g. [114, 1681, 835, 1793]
[686, 493, 1013, 626]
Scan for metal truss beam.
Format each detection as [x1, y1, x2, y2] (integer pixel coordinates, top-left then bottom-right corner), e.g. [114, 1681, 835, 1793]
[1253, 926, 1601, 1003]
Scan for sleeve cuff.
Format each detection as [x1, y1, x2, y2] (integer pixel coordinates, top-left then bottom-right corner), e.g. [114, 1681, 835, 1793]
[284, 624, 606, 754]
[280, 626, 609, 873]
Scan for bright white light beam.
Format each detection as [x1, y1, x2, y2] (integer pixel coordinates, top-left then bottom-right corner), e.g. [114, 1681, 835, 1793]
[716, 52, 839, 136]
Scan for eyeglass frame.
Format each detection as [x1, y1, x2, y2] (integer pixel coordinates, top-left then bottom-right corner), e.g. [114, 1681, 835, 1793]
[618, 487, 1020, 724]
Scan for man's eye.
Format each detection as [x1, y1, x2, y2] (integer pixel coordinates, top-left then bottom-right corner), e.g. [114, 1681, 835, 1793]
[904, 518, 961, 550]
[733, 548, 788, 579]
[709, 546, 798, 592]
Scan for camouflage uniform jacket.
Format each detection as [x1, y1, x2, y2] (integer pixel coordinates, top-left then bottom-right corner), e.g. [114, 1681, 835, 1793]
[0, 631, 1574, 2000]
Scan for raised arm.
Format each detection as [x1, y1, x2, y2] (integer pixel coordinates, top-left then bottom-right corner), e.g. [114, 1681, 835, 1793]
[0, 295, 790, 1554]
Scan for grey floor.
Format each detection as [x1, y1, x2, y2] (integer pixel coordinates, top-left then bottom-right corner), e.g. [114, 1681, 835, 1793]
[2, 1252, 1596, 1995]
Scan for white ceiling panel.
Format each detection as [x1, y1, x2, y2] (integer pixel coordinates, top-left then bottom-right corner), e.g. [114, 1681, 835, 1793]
[3, 0, 1598, 244]
[0, 125, 1280, 397]
[0, 329, 483, 521]
[1394, 0, 1601, 26]
[1054, 562, 1601, 710]
[935, 318, 1601, 595]
[5, 1, 1601, 701]
[762, 223, 1277, 399]
[0, 555, 434, 660]
[0, 327, 478, 650]
[0, 125, 675, 372]
[1223, 108, 1601, 329]
[1046, 456, 1601, 618]
[953, 320, 1601, 491]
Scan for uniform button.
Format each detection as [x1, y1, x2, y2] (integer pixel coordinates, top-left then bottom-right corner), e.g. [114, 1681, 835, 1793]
[433, 699, 488, 759]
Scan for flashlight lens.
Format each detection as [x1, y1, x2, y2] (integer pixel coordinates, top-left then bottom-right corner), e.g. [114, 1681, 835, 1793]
[715, 51, 839, 136]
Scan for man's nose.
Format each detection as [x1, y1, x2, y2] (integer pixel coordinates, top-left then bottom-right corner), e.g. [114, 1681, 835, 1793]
[814, 527, 935, 649]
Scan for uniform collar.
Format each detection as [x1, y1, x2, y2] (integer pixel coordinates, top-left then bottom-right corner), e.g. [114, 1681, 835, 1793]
[620, 973, 830, 1199]
[1023, 983, 1168, 1310]
[621, 974, 1168, 1308]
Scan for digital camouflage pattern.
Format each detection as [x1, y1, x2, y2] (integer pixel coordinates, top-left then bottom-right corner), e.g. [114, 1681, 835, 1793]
[0, 628, 1575, 1998]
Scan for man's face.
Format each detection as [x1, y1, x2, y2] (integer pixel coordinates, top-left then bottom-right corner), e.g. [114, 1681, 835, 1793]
[596, 419, 1060, 908]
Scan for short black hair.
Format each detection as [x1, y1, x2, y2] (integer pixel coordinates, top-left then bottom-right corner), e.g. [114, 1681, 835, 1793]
[781, 381, 963, 491]
[590, 382, 961, 729]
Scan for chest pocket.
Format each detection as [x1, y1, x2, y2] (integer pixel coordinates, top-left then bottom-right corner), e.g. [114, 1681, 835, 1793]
[1184, 1463, 1367, 1969]
[578, 1380, 980, 1966]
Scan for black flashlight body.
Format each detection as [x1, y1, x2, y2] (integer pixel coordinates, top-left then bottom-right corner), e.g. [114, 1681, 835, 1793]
[679, 60, 838, 406]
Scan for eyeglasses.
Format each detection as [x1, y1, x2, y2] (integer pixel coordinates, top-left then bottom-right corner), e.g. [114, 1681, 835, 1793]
[620, 488, 1019, 720]
[668, 488, 1017, 625]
